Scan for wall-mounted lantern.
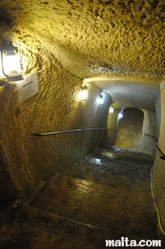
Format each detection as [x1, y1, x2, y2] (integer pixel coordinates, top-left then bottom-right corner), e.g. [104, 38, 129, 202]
[118, 110, 123, 119]
[118, 112, 123, 119]
[96, 93, 104, 105]
[109, 106, 114, 113]
[80, 85, 88, 100]
[1, 42, 23, 81]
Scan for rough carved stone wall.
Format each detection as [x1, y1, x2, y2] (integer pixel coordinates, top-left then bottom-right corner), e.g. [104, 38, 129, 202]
[0, 54, 110, 203]
[141, 110, 157, 158]
[153, 81, 165, 234]
[0, 0, 165, 81]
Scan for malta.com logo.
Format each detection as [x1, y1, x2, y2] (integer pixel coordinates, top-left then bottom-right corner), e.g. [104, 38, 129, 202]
[105, 237, 161, 247]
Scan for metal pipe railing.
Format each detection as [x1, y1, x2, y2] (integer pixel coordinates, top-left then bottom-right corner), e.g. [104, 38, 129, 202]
[144, 133, 165, 160]
[155, 144, 165, 160]
[31, 128, 117, 137]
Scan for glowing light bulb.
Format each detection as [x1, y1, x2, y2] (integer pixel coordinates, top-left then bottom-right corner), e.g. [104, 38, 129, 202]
[109, 106, 114, 113]
[80, 86, 88, 100]
[119, 112, 123, 119]
[96, 94, 104, 105]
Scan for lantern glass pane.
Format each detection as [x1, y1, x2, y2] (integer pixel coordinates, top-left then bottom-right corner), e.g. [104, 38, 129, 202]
[3, 53, 22, 76]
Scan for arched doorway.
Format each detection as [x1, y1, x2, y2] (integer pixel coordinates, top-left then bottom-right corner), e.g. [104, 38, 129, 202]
[115, 108, 144, 150]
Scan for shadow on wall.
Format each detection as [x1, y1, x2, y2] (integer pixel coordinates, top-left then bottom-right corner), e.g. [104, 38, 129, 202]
[115, 108, 144, 150]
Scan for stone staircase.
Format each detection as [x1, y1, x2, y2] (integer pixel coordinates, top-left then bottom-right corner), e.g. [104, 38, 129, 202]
[0, 147, 161, 248]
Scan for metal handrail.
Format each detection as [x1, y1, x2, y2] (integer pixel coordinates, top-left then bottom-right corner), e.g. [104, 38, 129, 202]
[31, 128, 117, 137]
[144, 133, 165, 160]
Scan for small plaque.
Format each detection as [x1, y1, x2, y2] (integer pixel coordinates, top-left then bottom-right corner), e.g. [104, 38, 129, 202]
[16, 71, 38, 104]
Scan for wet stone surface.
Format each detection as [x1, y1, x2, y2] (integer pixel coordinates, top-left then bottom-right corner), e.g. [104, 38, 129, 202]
[0, 203, 120, 249]
[0, 148, 161, 248]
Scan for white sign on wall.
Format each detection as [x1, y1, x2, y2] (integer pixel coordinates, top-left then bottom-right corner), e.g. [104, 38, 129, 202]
[16, 71, 38, 104]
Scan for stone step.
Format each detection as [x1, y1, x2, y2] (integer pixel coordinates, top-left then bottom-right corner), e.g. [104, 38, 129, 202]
[85, 153, 152, 169]
[81, 154, 152, 182]
[26, 181, 47, 206]
[50, 173, 151, 207]
[64, 163, 151, 191]
[0, 202, 122, 249]
[95, 147, 154, 165]
[26, 173, 157, 239]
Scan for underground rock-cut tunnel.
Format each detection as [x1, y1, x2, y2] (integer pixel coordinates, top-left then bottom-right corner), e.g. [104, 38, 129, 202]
[0, 0, 165, 248]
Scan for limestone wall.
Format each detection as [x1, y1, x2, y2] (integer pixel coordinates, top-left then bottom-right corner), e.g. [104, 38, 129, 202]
[153, 81, 165, 234]
[0, 52, 110, 203]
[0, 0, 165, 81]
[106, 110, 118, 146]
[155, 96, 161, 139]
[141, 110, 157, 158]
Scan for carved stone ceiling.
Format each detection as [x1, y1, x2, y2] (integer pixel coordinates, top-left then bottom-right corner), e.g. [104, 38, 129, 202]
[0, 0, 164, 109]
